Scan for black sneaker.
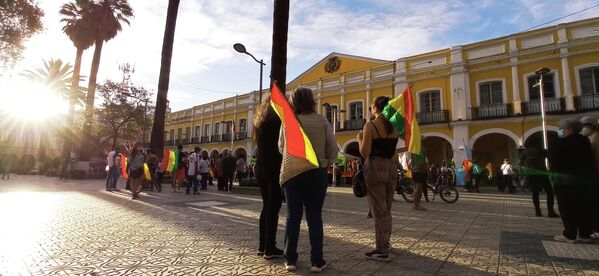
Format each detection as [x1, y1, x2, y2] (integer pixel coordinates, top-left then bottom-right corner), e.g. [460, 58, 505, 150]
[310, 260, 327, 273]
[548, 211, 560, 218]
[365, 250, 390, 262]
[263, 247, 284, 260]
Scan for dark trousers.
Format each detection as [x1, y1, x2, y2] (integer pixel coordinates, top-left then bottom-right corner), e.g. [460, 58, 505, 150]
[503, 175, 515, 192]
[217, 176, 225, 190]
[283, 168, 327, 265]
[200, 173, 209, 190]
[259, 177, 283, 252]
[224, 175, 234, 191]
[529, 175, 555, 211]
[186, 175, 198, 194]
[473, 174, 481, 192]
[555, 184, 593, 239]
[105, 166, 118, 190]
[594, 184, 599, 232]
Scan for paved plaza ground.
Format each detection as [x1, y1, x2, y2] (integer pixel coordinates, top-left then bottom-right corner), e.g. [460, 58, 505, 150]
[0, 175, 598, 275]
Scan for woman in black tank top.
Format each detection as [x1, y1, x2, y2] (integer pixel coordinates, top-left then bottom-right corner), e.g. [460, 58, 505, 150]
[357, 96, 398, 262]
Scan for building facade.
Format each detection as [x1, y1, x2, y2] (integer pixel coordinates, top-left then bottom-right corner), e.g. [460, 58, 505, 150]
[165, 17, 599, 168]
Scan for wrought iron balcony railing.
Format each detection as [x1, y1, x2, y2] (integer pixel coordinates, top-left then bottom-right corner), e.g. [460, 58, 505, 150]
[523, 98, 564, 114]
[343, 119, 366, 131]
[575, 94, 599, 111]
[416, 110, 449, 124]
[471, 103, 513, 120]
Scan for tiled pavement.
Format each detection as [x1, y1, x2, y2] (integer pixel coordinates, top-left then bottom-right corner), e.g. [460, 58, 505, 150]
[0, 175, 598, 275]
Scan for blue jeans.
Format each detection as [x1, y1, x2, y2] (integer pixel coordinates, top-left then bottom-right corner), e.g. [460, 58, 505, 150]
[283, 168, 327, 265]
[105, 166, 118, 189]
[187, 175, 198, 194]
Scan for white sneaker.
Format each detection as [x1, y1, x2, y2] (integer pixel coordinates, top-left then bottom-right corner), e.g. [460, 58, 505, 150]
[310, 261, 327, 273]
[553, 235, 577, 243]
[285, 262, 296, 272]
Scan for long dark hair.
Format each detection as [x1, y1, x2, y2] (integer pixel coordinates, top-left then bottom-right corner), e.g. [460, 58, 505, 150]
[130, 142, 144, 158]
[373, 96, 394, 135]
[290, 87, 316, 115]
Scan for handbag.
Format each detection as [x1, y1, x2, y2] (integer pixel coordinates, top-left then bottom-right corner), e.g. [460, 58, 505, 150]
[352, 169, 367, 198]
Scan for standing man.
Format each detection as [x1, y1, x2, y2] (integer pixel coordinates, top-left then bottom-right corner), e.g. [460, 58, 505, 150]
[186, 147, 201, 195]
[222, 151, 237, 192]
[472, 160, 482, 193]
[500, 159, 515, 193]
[105, 146, 120, 191]
[519, 136, 559, 217]
[172, 145, 187, 192]
[551, 119, 594, 243]
[580, 116, 599, 239]
[198, 152, 210, 190]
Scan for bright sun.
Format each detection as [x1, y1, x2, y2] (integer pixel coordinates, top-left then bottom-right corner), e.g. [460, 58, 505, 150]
[0, 80, 69, 121]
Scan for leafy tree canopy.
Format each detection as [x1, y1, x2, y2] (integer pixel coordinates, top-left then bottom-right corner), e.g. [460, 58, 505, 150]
[0, 0, 44, 68]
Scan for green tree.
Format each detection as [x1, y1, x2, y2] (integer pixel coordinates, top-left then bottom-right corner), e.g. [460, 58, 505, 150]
[81, 0, 133, 160]
[0, 0, 44, 68]
[60, 0, 95, 163]
[150, 0, 179, 157]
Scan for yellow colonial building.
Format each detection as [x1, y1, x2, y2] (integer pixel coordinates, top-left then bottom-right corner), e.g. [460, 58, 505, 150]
[165, 17, 599, 168]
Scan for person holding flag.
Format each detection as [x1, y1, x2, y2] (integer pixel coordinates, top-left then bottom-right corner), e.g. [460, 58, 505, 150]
[273, 85, 336, 273]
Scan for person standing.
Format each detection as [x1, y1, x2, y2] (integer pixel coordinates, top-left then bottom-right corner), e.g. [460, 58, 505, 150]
[172, 145, 187, 193]
[358, 96, 399, 262]
[236, 154, 248, 182]
[147, 149, 161, 192]
[580, 116, 599, 239]
[128, 143, 146, 200]
[550, 119, 594, 243]
[198, 152, 210, 190]
[216, 154, 224, 190]
[222, 151, 237, 192]
[410, 143, 429, 210]
[519, 136, 559, 217]
[255, 99, 284, 260]
[500, 159, 515, 193]
[105, 147, 120, 191]
[472, 160, 482, 193]
[186, 147, 201, 195]
[280, 88, 337, 272]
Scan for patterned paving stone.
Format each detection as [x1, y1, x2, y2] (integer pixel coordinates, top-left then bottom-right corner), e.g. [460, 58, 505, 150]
[1, 175, 599, 275]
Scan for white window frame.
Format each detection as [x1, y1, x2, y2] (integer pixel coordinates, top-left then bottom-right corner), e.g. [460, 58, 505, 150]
[476, 78, 507, 106]
[415, 88, 443, 112]
[322, 104, 338, 123]
[195, 126, 201, 138]
[574, 63, 599, 96]
[237, 118, 247, 132]
[346, 100, 365, 120]
[523, 69, 561, 101]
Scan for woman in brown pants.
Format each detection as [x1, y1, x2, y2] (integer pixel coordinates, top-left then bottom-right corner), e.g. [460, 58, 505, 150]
[128, 143, 146, 200]
[358, 96, 399, 262]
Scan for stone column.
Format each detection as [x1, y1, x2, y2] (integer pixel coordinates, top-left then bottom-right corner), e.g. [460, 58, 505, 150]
[449, 45, 470, 120]
[509, 38, 522, 114]
[558, 27, 575, 111]
[452, 122, 470, 166]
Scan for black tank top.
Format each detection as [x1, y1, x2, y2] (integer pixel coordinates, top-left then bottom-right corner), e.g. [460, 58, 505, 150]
[370, 123, 398, 159]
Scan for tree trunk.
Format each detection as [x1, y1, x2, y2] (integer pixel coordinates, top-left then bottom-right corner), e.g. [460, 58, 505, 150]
[63, 47, 84, 163]
[150, 0, 180, 158]
[81, 38, 104, 161]
[270, 0, 289, 92]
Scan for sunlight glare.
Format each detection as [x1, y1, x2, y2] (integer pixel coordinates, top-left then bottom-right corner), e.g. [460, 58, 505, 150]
[0, 80, 69, 121]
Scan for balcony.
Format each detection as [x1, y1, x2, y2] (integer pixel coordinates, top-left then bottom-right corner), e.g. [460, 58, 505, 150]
[190, 137, 199, 144]
[471, 103, 513, 120]
[343, 119, 366, 131]
[523, 98, 565, 114]
[210, 135, 222, 142]
[222, 133, 232, 142]
[575, 94, 599, 111]
[201, 136, 210, 143]
[235, 132, 247, 141]
[416, 110, 449, 125]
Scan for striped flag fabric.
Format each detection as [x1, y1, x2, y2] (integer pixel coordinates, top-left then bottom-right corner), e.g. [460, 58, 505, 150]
[161, 147, 170, 171]
[166, 150, 176, 172]
[143, 163, 152, 181]
[269, 81, 319, 167]
[382, 86, 422, 155]
[120, 156, 128, 179]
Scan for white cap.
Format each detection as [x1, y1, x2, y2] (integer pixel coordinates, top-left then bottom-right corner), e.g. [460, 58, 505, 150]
[580, 116, 598, 127]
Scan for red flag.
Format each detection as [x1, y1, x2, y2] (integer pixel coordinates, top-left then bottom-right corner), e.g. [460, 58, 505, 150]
[161, 147, 170, 171]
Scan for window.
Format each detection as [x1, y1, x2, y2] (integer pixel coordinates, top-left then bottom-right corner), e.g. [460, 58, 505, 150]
[203, 124, 210, 137]
[225, 121, 233, 134]
[479, 81, 503, 105]
[169, 130, 174, 141]
[527, 73, 555, 100]
[213, 122, 220, 135]
[419, 90, 441, 112]
[195, 126, 201, 137]
[185, 127, 190, 139]
[579, 66, 599, 95]
[348, 102, 363, 120]
[238, 118, 247, 132]
[324, 104, 337, 123]
[177, 128, 182, 140]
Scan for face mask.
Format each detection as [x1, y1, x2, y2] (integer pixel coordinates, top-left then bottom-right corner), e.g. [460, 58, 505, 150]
[580, 127, 592, 136]
[557, 129, 566, 138]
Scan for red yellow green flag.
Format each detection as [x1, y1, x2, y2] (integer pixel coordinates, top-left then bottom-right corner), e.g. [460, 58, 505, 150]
[166, 151, 176, 173]
[120, 156, 128, 179]
[382, 86, 421, 155]
[143, 163, 152, 181]
[269, 81, 319, 167]
[161, 147, 170, 171]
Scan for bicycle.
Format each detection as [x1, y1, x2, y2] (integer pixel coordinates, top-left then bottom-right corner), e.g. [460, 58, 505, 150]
[395, 170, 416, 203]
[425, 173, 459, 203]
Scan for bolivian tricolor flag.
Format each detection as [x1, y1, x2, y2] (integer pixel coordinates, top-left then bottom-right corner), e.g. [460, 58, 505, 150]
[269, 81, 319, 167]
[382, 86, 421, 155]
[121, 156, 128, 179]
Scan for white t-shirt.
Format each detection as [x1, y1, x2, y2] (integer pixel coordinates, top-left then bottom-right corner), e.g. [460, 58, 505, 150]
[501, 163, 513, 175]
[199, 159, 210, 173]
[187, 152, 198, 176]
[107, 151, 116, 167]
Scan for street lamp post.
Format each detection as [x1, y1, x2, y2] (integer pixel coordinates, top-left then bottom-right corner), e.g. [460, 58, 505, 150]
[323, 103, 345, 187]
[233, 43, 266, 103]
[535, 67, 550, 169]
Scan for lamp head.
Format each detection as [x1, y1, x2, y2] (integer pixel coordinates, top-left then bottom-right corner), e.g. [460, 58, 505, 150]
[233, 43, 247, 53]
[535, 67, 550, 75]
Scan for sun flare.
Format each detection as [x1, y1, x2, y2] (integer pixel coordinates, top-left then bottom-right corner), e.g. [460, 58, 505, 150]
[0, 80, 69, 121]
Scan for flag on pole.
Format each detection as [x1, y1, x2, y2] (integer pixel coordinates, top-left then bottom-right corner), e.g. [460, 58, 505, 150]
[161, 147, 170, 171]
[120, 156, 128, 179]
[382, 86, 421, 155]
[166, 150, 176, 173]
[269, 81, 319, 167]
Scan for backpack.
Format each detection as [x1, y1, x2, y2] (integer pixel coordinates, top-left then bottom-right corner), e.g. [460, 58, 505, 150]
[352, 169, 367, 198]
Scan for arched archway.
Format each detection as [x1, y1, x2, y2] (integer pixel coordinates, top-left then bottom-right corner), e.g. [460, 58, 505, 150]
[210, 149, 220, 159]
[422, 136, 453, 166]
[469, 128, 521, 148]
[233, 147, 247, 159]
[524, 130, 559, 149]
[472, 133, 518, 167]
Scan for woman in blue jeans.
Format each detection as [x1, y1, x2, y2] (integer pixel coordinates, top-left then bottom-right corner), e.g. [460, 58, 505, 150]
[278, 87, 337, 273]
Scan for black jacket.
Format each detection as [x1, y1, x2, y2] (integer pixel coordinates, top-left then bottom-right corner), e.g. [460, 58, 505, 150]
[549, 134, 594, 185]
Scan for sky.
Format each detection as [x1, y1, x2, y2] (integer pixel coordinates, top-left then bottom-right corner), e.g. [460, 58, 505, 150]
[2, 0, 599, 111]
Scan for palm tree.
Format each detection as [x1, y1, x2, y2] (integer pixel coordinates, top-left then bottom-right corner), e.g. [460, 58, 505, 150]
[150, 0, 180, 157]
[59, 0, 95, 163]
[81, 0, 133, 159]
[270, 0, 289, 92]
